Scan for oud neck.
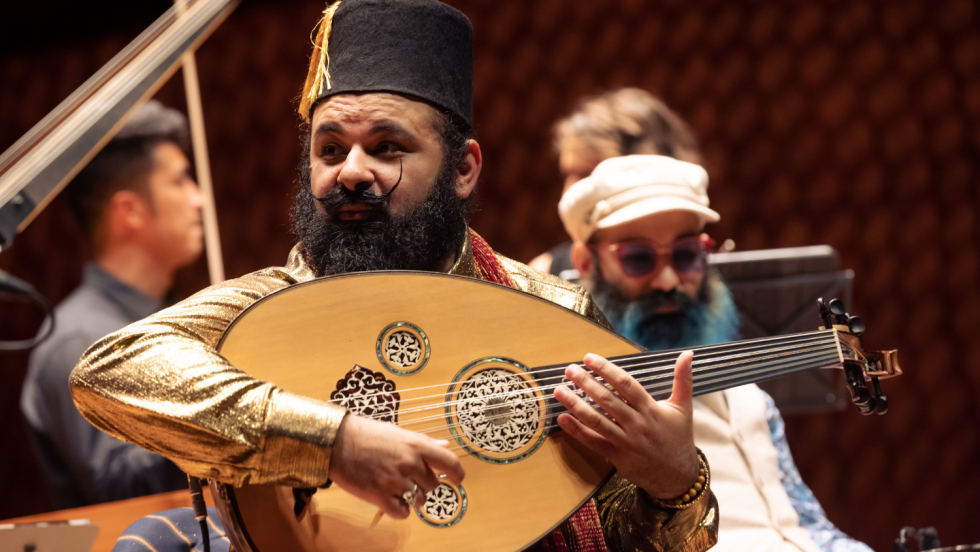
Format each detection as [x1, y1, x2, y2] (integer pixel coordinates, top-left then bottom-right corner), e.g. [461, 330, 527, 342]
[681, 329, 841, 399]
[543, 330, 842, 413]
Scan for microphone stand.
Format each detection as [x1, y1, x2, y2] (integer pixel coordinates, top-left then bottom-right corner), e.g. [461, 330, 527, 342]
[0, 269, 55, 352]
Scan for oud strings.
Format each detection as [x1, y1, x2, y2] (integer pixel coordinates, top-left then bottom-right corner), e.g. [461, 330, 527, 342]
[396, 338, 836, 427]
[340, 332, 836, 431]
[335, 330, 834, 416]
[412, 342, 838, 440]
[439, 350, 840, 456]
[322, 332, 839, 449]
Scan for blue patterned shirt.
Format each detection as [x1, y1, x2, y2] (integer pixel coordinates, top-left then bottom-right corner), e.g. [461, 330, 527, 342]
[762, 391, 872, 552]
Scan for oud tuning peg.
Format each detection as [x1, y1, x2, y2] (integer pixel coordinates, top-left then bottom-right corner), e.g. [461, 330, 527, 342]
[857, 389, 876, 415]
[848, 316, 866, 334]
[844, 363, 876, 415]
[817, 298, 835, 329]
[875, 396, 889, 414]
[871, 376, 889, 415]
[828, 298, 846, 316]
[917, 528, 941, 550]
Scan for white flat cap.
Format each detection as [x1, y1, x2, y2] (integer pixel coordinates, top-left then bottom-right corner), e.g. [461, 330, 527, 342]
[558, 155, 720, 243]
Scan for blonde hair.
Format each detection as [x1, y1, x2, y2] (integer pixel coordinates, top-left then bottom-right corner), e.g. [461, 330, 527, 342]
[555, 88, 702, 165]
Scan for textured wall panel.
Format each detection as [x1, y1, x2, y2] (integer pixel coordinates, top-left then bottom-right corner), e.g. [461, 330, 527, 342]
[1, 1, 977, 549]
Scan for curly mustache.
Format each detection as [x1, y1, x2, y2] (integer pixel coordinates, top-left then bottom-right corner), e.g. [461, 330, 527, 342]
[310, 160, 403, 219]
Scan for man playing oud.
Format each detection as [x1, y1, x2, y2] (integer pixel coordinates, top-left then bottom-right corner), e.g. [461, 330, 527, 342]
[72, 1, 717, 550]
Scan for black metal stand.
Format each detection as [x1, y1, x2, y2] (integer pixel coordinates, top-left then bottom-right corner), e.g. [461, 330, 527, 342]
[188, 475, 211, 552]
[0, 269, 54, 352]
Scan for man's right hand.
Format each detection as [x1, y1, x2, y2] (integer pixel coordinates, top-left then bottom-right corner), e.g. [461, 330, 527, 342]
[328, 414, 465, 519]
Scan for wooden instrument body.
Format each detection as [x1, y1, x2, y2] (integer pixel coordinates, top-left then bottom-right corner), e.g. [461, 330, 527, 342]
[211, 272, 641, 552]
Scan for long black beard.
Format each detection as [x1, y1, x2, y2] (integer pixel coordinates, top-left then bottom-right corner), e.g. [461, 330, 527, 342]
[291, 146, 469, 277]
[590, 267, 740, 350]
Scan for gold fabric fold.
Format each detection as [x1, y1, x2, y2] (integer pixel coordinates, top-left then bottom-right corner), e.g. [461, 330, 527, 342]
[70, 229, 717, 550]
[70, 246, 346, 487]
[594, 451, 719, 552]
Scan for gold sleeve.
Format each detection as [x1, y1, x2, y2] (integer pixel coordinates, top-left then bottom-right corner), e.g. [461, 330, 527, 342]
[69, 248, 347, 488]
[595, 451, 718, 552]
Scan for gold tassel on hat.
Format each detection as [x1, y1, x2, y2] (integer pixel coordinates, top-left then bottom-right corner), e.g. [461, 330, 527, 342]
[299, 1, 342, 122]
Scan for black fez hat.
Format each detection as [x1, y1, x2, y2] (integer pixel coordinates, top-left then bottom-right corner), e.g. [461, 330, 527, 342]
[299, 0, 474, 127]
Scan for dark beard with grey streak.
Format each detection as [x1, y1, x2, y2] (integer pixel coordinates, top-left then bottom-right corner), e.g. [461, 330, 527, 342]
[291, 144, 469, 277]
[589, 265, 740, 351]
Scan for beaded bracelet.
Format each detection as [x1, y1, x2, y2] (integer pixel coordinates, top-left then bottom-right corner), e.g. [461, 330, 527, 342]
[650, 448, 710, 510]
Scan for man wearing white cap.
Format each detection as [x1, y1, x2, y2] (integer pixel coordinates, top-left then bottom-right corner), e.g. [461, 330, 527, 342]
[560, 154, 871, 552]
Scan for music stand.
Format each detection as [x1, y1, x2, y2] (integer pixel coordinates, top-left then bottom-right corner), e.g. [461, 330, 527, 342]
[709, 245, 854, 414]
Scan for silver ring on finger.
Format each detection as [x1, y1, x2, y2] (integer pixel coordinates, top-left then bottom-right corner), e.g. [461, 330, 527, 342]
[401, 484, 419, 507]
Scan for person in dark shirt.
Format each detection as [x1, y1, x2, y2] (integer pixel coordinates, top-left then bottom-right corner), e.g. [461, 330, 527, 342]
[20, 100, 205, 508]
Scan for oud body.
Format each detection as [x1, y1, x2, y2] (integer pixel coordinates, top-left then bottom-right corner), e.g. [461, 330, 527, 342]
[209, 271, 896, 552]
[212, 272, 640, 552]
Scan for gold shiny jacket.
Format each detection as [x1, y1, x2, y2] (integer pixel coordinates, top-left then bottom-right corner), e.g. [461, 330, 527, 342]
[70, 233, 717, 551]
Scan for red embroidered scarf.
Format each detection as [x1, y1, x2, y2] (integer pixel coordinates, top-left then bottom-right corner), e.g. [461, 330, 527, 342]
[468, 230, 608, 552]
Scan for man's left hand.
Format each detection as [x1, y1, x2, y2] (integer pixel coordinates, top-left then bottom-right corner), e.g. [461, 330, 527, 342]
[553, 351, 699, 500]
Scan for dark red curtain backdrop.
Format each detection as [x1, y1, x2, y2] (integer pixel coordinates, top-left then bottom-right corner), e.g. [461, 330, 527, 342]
[2, 1, 978, 549]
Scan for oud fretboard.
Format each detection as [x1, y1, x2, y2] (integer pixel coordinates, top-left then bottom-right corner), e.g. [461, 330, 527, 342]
[539, 329, 842, 415]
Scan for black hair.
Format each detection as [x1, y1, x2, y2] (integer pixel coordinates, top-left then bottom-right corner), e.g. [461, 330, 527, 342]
[431, 106, 473, 172]
[65, 100, 189, 244]
[431, 105, 477, 215]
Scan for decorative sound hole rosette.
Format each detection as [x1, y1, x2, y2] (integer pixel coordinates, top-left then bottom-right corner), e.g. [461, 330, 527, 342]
[446, 358, 550, 464]
[330, 365, 400, 424]
[415, 476, 466, 528]
[377, 322, 430, 375]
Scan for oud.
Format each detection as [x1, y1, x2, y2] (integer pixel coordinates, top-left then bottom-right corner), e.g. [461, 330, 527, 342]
[205, 272, 900, 552]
